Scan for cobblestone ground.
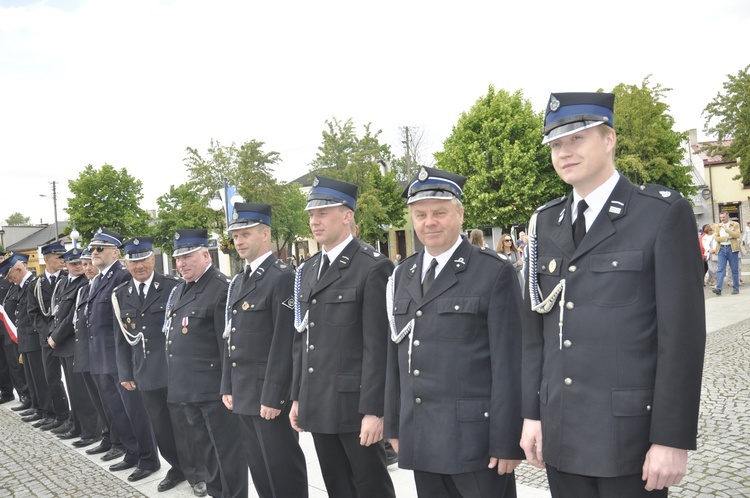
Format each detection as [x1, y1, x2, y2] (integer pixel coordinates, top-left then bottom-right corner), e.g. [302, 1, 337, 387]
[515, 317, 750, 497]
[0, 408, 146, 498]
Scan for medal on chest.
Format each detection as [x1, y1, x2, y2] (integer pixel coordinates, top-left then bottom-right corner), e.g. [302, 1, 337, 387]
[182, 316, 189, 334]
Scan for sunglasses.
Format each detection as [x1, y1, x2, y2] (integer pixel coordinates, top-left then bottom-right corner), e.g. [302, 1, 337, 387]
[504, 239, 512, 242]
[91, 246, 109, 253]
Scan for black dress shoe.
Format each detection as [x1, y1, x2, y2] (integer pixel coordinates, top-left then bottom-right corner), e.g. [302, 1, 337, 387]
[157, 476, 185, 492]
[57, 431, 81, 440]
[101, 447, 126, 462]
[128, 468, 156, 482]
[0, 394, 15, 404]
[21, 413, 44, 423]
[193, 481, 208, 497]
[109, 460, 136, 472]
[11, 399, 32, 411]
[18, 408, 37, 416]
[72, 437, 100, 448]
[51, 421, 72, 434]
[40, 419, 65, 431]
[32, 417, 55, 428]
[85, 442, 111, 455]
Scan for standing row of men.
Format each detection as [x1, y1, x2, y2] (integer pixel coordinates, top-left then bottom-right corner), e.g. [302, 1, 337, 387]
[0, 91, 706, 498]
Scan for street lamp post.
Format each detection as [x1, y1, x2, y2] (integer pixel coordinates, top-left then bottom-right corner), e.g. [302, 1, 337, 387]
[70, 222, 80, 249]
[40, 181, 60, 240]
[210, 178, 244, 227]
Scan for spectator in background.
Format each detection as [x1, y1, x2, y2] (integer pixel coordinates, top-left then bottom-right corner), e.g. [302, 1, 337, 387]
[496, 234, 524, 290]
[469, 229, 487, 248]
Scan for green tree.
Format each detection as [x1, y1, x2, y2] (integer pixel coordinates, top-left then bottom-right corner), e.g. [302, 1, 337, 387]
[162, 139, 310, 257]
[435, 86, 566, 229]
[703, 64, 750, 183]
[310, 118, 405, 244]
[152, 183, 219, 252]
[5, 212, 31, 225]
[65, 164, 151, 243]
[613, 78, 695, 196]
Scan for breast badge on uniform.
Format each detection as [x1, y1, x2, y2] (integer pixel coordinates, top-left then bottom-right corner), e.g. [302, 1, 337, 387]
[548, 259, 557, 273]
[282, 296, 295, 310]
[242, 301, 250, 311]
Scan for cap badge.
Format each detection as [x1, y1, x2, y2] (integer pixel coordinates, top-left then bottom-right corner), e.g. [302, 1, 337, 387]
[97, 228, 103, 234]
[72, 249, 79, 255]
[418, 167, 428, 182]
[232, 210, 239, 220]
[133, 238, 140, 246]
[313, 177, 320, 187]
[174, 232, 180, 240]
[549, 96, 560, 112]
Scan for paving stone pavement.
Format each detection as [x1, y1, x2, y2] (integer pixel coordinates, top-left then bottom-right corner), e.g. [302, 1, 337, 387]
[0, 406, 146, 497]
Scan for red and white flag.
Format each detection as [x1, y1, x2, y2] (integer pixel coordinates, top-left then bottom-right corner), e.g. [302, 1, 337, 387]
[0, 304, 18, 344]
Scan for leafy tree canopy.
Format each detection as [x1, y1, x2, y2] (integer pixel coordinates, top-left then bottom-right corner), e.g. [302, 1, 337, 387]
[5, 212, 31, 225]
[65, 164, 151, 243]
[435, 86, 566, 229]
[613, 77, 695, 196]
[703, 64, 750, 182]
[156, 139, 310, 257]
[309, 118, 405, 244]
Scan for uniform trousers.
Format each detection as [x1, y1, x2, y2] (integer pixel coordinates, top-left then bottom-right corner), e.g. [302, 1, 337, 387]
[41, 346, 69, 420]
[311, 432, 396, 498]
[0, 339, 27, 398]
[22, 350, 53, 417]
[172, 402, 208, 486]
[716, 245, 740, 292]
[60, 356, 99, 438]
[140, 387, 186, 481]
[546, 465, 668, 498]
[96, 373, 160, 470]
[178, 400, 248, 498]
[413, 468, 517, 498]
[237, 409, 308, 498]
[81, 370, 115, 445]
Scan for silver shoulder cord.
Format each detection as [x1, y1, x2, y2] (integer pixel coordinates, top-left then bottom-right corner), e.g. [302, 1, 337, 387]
[73, 285, 87, 333]
[35, 276, 60, 318]
[223, 273, 242, 356]
[112, 290, 146, 357]
[386, 264, 415, 373]
[527, 212, 568, 350]
[162, 286, 179, 339]
[293, 264, 310, 352]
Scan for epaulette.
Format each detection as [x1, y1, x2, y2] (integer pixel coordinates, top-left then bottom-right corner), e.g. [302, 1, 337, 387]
[359, 242, 386, 260]
[477, 246, 507, 263]
[167, 275, 181, 281]
[534, 196, 567, 213]
[112, 281, 129, 294]
[636, 184, 681, 203]
[273, 259, 294, 272]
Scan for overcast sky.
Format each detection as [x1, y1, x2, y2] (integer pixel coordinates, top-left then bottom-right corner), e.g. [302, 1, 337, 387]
[1, 0, 748, 228]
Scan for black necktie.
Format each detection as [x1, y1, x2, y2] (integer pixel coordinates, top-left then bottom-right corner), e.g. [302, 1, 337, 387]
[573, 199, 588, 248]
[318, 254, 330, 281]
[138, 282, 146, 302]
[49, 275, 57, 289]
[422, 258, 438, 296]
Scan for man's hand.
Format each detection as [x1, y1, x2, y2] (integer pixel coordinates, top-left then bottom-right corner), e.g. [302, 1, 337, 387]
[520, 418, 545, 469]
[120, 381, 137, 391]
[260, 405, 281, 420]
[289, 400, 303, 432]
[389, 438, 399, 454]
[642, 444, 687, 491]
[488, 458, 521, 475]
[359, 414, 384, 447]
[222, 394, 233, 411]
[47, 337, 56, 349]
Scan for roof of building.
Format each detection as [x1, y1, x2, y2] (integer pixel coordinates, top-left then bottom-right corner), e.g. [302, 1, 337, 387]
[6, 221, 69, 252]
[692, 140, 736, 166]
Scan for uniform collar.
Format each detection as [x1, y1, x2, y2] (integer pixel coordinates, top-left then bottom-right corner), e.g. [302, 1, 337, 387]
[422, 235, 462, 281]
[572, 171, 620, 229]
[322, 234, 353, 266]
[247, 251, 273, 274]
